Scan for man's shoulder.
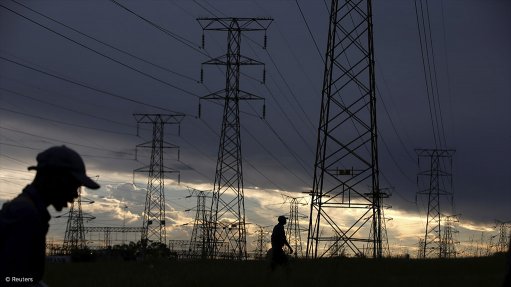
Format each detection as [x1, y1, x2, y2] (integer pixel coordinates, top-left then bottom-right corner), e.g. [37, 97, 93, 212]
[273, 223, 284, 232]
[0, 194, 39, 221]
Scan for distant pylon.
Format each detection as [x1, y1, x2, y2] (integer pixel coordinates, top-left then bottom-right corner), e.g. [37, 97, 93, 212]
[494, 220, 511, 253]
[306, 0, 383, 258]
[367, 188, 391, 257]
[188, 187, 209, 259]
[440, 214, 460, 258]
[62, 187, 95, 253]
[416, 149, 455, 258]
[198, 17, 272, 260]
[282, 195, 307, 258]
[417, 238, 425, 259]
[381, 216, 392, 258]
[134, 113, 184, 246]
[253, 225, 270, 260]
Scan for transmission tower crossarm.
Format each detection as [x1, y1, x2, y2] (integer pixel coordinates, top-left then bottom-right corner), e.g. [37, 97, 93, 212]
[133, 113, 185, 123]
[197, 17, 273, 31]
[200, 89, 264, 101]
[202, 54, 265, 66]
[133, 165, 179, 174]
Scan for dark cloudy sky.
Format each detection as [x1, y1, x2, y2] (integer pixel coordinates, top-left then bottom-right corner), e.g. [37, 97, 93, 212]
[1, 0, 510, 254]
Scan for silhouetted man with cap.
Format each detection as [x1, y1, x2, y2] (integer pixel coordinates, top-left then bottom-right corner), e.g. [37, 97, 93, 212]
[0, 146, 100, 285]
[270, 215, 293, 270]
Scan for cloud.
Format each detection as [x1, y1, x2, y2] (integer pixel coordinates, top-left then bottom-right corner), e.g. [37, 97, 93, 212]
[458, 220, 495, 233]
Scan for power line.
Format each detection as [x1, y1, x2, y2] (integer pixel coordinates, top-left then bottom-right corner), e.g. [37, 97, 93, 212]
[0, 152, 31, 166]
[414, 0, 437, 147]
[241, 125, 309, 188]
[0, 125, 133, 158]
[0, 87, 134, 129]
[414, 0, 448, 149]
[0, 56, 186, 115]
[8, 0, 197, 83]
[192, 0, 224, 18]
[0, 142, 39, 151]
[243, 37, 317, 146]
[439, 0, 454, 144]
[0, 4, 198, 99]
[295, 0, 324, 63]
[244, 36, 317, 132]
[424, 1, 448, 147]
[260, 84, 315, 154]
[0, 105, 134, 137]
[374, 67, 417, 163]
[109, 0, 205, 56]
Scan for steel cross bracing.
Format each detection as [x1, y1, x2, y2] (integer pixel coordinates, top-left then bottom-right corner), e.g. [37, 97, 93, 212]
[306, 0, 383, 258]
[198, 17, 272, 260]
[416, 148, 455, 258]
[134, 113, 184, 246]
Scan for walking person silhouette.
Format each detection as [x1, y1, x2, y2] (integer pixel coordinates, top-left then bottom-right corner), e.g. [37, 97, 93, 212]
[270, 215, 293, 270]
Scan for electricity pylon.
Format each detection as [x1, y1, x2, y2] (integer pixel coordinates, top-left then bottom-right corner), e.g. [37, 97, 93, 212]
[440, 214, 460, 258]
[494, 220, 511, 253]
[134, 114, 184, 246]
[188, 187, 210, 259]
[417, 238, 425, 259]
[416, 149, 455, 258]
[367, 188, 392, 257]
[306, 0, 383, 258]
[282, 195, 307, 258]
[253, 225, 270, 260]
[62, 187, 95, 253]
[198, 17, 272, 260]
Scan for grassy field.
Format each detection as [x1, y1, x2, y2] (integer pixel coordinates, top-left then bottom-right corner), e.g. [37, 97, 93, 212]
[44, 255, 508, 287]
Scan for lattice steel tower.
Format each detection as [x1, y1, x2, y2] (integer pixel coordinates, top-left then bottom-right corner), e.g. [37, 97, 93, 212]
[198, 17, 272, 260]
[416, 149, 455, 258]
[367, 188, 391, 257]
[306, 0, 383, 258]
[188, 188, 209, 259]
[253, 225, 270, 260]
[134, 114, 183, 245]
[440, 214, 459, 258]
[494, 220, 511, 253]
[62, 187, 94, 253]
[283, 196, 307, 258]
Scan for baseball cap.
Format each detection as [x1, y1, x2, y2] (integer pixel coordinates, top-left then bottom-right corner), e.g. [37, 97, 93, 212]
[28, 145, 100, 189]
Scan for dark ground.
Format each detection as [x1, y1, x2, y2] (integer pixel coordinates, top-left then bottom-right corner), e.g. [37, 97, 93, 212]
[44, 255, 508, 287]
